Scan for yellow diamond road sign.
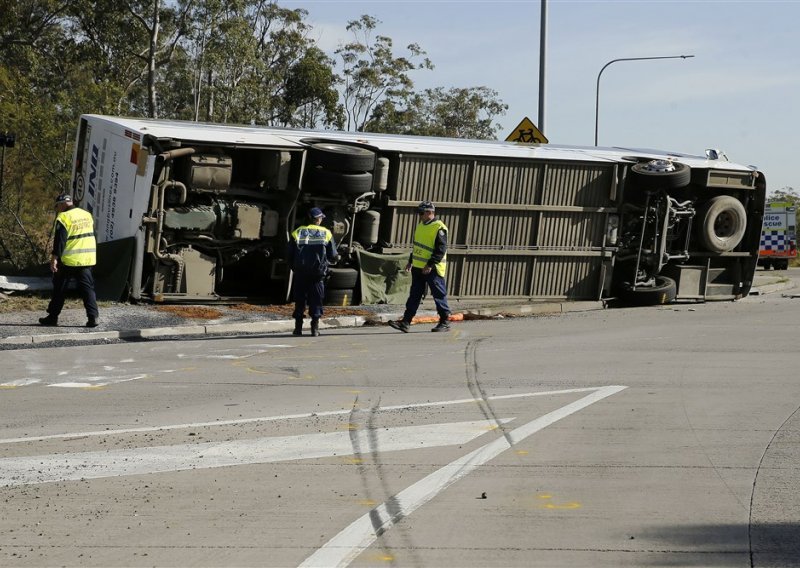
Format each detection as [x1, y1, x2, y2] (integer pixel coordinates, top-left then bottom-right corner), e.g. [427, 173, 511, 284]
[505, 117, 548, 144]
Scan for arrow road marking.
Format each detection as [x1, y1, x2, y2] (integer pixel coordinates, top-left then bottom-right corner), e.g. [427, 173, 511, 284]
[299, 385, 627, 568]
[0, 419, 513, 487]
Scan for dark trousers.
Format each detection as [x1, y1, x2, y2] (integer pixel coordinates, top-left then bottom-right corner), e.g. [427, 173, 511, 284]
[48, 265, 99, 319]
[402, 267, 450, 323]
[292, 273, 325, 320]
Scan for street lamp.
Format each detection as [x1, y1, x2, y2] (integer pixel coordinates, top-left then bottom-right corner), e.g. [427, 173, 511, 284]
[594, 55, 694, 146]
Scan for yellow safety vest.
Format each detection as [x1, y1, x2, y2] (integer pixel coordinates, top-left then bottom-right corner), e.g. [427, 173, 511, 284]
[411, 219, 447, 277]
[57, 207, 96, 267]
[291, 224, 333, 246]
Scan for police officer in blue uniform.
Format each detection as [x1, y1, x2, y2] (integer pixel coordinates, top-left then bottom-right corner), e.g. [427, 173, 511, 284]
[287, 207, 339, 336]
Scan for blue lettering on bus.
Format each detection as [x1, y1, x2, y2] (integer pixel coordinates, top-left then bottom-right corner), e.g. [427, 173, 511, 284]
[87, 144, 99, 213]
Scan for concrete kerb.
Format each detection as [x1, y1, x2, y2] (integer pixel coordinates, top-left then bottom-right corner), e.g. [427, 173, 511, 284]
[0, 315, 374, 347]
[0, 280, 786, 347]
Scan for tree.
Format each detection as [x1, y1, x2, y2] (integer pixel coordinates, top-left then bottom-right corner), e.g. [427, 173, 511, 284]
[365, 86, 507, 139]
[0, 0, 70, 50]
[67, 0, 192, 118]
[282, 46, 342, 128]
[336, 15, 432, 132]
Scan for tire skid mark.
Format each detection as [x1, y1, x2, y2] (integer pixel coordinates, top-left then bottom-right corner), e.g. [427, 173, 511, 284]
[748, 402, 800, 568]
[465, 338, 514, 448]
[346, 394, 424, 567]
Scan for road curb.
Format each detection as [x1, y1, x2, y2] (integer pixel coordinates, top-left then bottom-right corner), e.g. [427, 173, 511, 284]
[0, 285, 775, 348]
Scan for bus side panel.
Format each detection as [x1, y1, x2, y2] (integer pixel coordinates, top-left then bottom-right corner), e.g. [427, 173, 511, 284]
[383, 155, 615, 300]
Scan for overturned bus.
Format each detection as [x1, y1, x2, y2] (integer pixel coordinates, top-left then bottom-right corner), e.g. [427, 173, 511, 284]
[71, 114, 766, 306]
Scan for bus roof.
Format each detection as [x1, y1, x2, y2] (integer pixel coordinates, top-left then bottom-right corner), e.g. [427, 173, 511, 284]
[82, 114, 757, 173]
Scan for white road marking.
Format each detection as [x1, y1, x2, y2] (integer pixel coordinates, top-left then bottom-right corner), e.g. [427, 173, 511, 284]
[176, 345, 294, 360]
[0, 379, 40, 388]
[0, 387, 602, 445]
[48, 374, 147, 389]
[0, 419, 513, 487]
[299, 385, 627, 568]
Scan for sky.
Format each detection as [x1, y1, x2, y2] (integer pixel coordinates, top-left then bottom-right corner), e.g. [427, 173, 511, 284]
[281, 0, 800, 194]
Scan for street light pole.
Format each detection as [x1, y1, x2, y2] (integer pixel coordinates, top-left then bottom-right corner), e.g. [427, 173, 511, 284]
[594, 55, 694, 146]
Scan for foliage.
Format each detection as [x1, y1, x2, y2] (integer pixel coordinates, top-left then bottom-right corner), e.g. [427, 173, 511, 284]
[336, 15, 433, 132]
[365, 86, 507, 139]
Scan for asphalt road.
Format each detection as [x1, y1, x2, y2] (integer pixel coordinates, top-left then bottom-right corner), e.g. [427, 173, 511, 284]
[1, 271, 799, 567]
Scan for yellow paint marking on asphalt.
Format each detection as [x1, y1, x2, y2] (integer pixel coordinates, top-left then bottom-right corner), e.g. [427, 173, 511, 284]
[346, 423, 359, 430]
[346, 390, 362, 394]
[358, 499, 378, 506]
[346, 457, 364, 464]
[541, 502, 582, 510]
[0, 385, 17, 389]
[515, 450, 529, 455]
[537, 493, 552, 499]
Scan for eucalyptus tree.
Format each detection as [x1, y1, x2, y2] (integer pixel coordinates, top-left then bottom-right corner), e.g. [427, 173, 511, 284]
[365, 86, 507, 140]
[67, 0, 193, 117]
[336, 15, 433, 132]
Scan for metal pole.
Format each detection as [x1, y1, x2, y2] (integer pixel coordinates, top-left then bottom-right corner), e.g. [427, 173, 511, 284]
[537, 0, 547, 135]
[594, 55, 694, 146]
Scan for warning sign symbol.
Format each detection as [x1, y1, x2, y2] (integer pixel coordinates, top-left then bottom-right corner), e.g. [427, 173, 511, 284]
[505, 117, 548, 144]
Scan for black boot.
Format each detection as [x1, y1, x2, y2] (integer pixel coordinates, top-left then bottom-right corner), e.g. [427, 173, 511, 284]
[388, 320, 410, 333]
[39, 315, 58, 326]
[431, 315, 450, 332]
[310, 318, 320, 337]
[293, 318, 303, 336]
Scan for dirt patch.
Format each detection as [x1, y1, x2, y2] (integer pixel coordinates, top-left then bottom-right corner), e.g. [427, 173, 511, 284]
[229, 303, 373, 317]
[0, 294, 82, 313]
[155, 305, 225, 320]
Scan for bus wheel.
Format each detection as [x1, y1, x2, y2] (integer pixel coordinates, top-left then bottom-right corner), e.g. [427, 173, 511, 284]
[629, 160, 691, 189]
[761, 260, 772, 270]
[618, 276, 677, 306]
[328, 267, 358, 289]
[325, 287, 354, 306]
[308, 168, 374, 194]
[307, 143, 376, 172]
[698, 195, 747, 253]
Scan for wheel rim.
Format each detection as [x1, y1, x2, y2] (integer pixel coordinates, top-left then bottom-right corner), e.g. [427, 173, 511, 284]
[714, 211, 736, 237]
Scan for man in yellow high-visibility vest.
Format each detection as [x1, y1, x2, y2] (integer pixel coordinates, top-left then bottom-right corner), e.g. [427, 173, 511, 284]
[389, 201, 451, 333]
[39, 194, 99, 327]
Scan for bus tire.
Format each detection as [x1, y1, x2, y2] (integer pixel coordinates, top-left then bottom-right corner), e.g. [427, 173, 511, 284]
[328, 267, 358, 289]
[307, 143, 376, 172]
[308, 168, 374, 195]
[324, 287, 354, 306]
[618, 276, 677, 306]
[698, 195, 747, 253]
[629, 161, 691, 190]
[761, 260, 772, 270]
